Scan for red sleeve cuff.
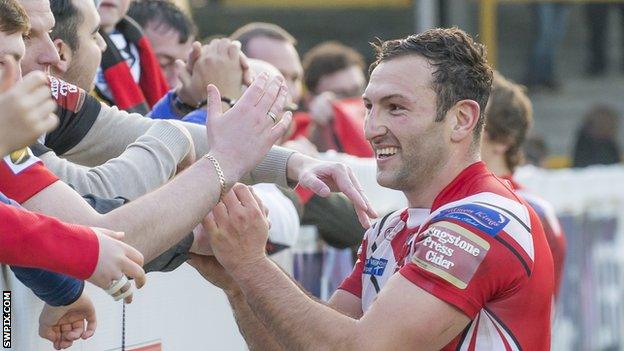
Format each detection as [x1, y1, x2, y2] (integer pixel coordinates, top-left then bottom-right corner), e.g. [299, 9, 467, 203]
[337, 275, 362, 298]
[0, 155, 58, 203]
[0, 204, 100, 280]
[399, 264, 481, 318]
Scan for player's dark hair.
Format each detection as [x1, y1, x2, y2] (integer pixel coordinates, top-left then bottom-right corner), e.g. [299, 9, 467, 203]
[371, 27, 493, 141]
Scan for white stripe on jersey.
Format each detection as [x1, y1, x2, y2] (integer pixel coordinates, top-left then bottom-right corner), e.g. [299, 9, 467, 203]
[422, 192, 534, 261]
[459, 310, 521, 351]
[360, 208, 429, 312]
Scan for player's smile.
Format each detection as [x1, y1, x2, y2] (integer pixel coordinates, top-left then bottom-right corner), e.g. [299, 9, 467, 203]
[374, 145, 401, 166]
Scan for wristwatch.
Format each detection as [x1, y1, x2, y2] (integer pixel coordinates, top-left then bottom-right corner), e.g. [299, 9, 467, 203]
[172, 92, 203, 115]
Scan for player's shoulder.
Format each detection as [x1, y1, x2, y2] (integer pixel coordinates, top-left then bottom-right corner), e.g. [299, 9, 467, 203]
[431, 192, 531, 237]
[428, 191, 536, 275]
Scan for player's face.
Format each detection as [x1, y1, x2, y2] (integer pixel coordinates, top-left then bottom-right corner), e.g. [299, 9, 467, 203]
[363, 55, 451, 193]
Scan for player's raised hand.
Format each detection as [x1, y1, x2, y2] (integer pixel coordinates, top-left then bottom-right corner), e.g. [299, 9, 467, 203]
[205, 184, 270, 274]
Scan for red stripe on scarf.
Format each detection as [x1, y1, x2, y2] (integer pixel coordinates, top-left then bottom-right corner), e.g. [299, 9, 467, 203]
[104, 61, 147, 111]
[137, 36, 169, 107]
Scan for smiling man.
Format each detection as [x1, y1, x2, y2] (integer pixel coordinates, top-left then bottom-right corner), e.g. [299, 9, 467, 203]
[195, 28, 555, 351]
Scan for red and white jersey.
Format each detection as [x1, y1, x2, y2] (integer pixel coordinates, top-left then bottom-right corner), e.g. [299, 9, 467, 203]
[339, 162, 554, 350]
[503, 176, 567, 299]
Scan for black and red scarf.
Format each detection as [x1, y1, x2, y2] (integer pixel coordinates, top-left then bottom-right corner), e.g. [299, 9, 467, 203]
[97, 17, 169, 114]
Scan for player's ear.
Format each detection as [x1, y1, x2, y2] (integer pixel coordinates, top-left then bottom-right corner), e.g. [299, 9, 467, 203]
[450, 99, 480, 143]
[52, 39, 72, 74]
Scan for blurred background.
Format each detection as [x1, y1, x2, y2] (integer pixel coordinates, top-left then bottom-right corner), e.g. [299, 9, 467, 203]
[183, 0, 624, 169]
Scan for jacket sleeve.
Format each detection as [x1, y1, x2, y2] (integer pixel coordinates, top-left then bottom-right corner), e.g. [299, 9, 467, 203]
[10, 267, 85, 306]
[60, 101, 294, 187]
[39, 120, 191, 200]
[302, 194, 365, 249]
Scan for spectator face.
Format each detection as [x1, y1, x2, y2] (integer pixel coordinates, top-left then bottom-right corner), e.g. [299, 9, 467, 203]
[246, 36, 303, 105]
[143, 23, 193, 88]
[363, 55, 451, 193]
[315, 65, 366, 99]
[19, 0, 60, 75]
[98, 0, 132, 33]
[55, 0, 107, 91]
[0, 31, 26, 80]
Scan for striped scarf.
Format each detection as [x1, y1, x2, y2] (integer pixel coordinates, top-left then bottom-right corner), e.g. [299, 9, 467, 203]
[96, 17, 169, 114]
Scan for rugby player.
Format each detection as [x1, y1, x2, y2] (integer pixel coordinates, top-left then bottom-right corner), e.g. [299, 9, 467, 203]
[193, 28, 555, 350]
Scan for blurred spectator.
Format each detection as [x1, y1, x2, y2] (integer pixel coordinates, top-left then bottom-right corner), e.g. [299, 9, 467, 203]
[95, 0, 169, 113]
[128, 0, 197, 89]
[573, 104, 622, 167]
[584, 3, 624, 76]
[231, 22, 304, 105]
[525, 3, 569, 91]
[523, 134, 549, 167]
[301, 41, 372, 157]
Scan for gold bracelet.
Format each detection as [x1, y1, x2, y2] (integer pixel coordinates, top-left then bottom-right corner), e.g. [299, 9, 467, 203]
[203, 154, 226, 200]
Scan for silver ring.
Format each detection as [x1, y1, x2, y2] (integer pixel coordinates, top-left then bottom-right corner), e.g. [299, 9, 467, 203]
[105, 274, 128, 295]
[113, 286, 133, 302]
[267, 111, 278, 124]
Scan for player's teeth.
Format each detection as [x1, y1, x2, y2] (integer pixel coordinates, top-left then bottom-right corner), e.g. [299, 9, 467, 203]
[376, 147, 398, 157]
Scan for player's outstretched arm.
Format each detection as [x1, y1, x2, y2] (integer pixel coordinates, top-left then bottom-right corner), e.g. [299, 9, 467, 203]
[207, 184, 470, 350]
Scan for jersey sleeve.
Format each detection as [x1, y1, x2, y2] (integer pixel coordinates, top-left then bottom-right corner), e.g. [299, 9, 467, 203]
[399, 205, 532, 318]
[0, 202, 100, 280]
[0, 148, 58, 203]
[338, 235, 368, 298]
[45, 76, 102, 156]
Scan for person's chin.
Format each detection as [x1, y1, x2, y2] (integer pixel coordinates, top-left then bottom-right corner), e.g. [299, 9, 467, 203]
[376, 172, 400, 190]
